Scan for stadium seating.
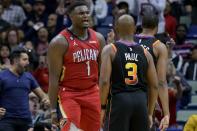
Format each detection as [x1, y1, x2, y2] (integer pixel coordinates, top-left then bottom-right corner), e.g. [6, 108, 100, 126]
[186, 103, 197, 110]
[176, 110, 197, 122]
[187, 25, 197, 38]
[187, 80, 197, 94]
[191, 95, 197, 103]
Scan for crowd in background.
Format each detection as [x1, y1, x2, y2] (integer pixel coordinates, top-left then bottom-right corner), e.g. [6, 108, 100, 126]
[0, 0, 197, 130]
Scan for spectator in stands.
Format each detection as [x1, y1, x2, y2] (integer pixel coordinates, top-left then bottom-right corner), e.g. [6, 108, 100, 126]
[29, 93, 44, 124]
[184, 114, 197, 131]
[135, 0, 166, 33]
[165, 37, 192, 108]
[112, 1, 132, 22]
[0, 47, 49, 131]
[117, 1, 137, 23]
[166, 36, 192, 109]
[23, 41, 39, 72]
[94, 0, 108, 20]
[182, 45, 197, 81]
[166, 60, 183, 128]
[29, 93, 52, 131]
[33, 54, 49, 93]
[47, 13, 62, 41]
[23, 41, 35, 51]
[164, 0, 177, 39]
[36, 27, 49, 56]
[155, 32, 183, 71]
[106, 1, 133, 42]
[55, 0, 72, 28]
[115, 0, 137, 16]
[23, 0, 48, 42]
[168, 0, 183, 22]
[183, 0, 197, 25]
[22, 1, 33, 17]
[0, 4, 10, 32]
[173, 24, 193, 60]
[5, 27, 21, 51]
[0, 44, 11, 70]
[156, 32, 192, 109]
[1, 0, 26, 27]
[155, 57, 183, 128]
[0, 31, 7, 44]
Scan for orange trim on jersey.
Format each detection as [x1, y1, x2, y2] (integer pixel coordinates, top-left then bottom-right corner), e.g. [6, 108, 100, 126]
[60, 66, 66, 82]
[153, 40, 160, 47]
[58, 95, 68, 118]
[110, 44, 117, 53]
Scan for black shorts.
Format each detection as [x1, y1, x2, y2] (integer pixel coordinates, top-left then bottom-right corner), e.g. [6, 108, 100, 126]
[105, 90, 149, 131]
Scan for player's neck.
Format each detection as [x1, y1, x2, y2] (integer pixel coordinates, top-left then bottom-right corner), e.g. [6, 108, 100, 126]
[69, 26, 88, 40]
[119, 35, 134, 43]
[141, 29, 155, 37]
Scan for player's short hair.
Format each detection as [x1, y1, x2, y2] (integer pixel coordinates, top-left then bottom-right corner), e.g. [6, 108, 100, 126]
[10, 47, 28, 64]
[142, 13, 159, 29]
[67, 0, 89, 14]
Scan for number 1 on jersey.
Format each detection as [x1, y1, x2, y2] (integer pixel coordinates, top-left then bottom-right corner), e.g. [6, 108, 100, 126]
[86, 61, 90, 76]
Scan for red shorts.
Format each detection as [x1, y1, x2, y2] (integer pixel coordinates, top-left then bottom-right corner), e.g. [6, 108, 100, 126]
[58, 85, 101, 131]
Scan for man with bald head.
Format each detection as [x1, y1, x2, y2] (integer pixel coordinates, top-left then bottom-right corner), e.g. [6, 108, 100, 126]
[99, 14, 159, 131]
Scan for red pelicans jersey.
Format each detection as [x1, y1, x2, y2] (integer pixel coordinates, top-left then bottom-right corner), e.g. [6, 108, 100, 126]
[59, 28, 100, 90]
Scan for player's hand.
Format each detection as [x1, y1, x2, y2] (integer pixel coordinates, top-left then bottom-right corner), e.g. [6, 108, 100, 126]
[159, 115, 170, 131]
[0, 108, 6, 118]
[148, 115, 153, 128]
[100, 109, 106, 128]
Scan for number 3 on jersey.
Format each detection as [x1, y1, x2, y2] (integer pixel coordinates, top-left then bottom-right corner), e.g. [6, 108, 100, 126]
[125, 63, 138, 85]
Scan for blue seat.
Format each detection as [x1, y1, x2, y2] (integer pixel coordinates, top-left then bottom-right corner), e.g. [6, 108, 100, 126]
[187, 25, 197, 38]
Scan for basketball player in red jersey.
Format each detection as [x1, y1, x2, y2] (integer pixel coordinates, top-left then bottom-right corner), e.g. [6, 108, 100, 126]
[47, 1, 105, 131]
